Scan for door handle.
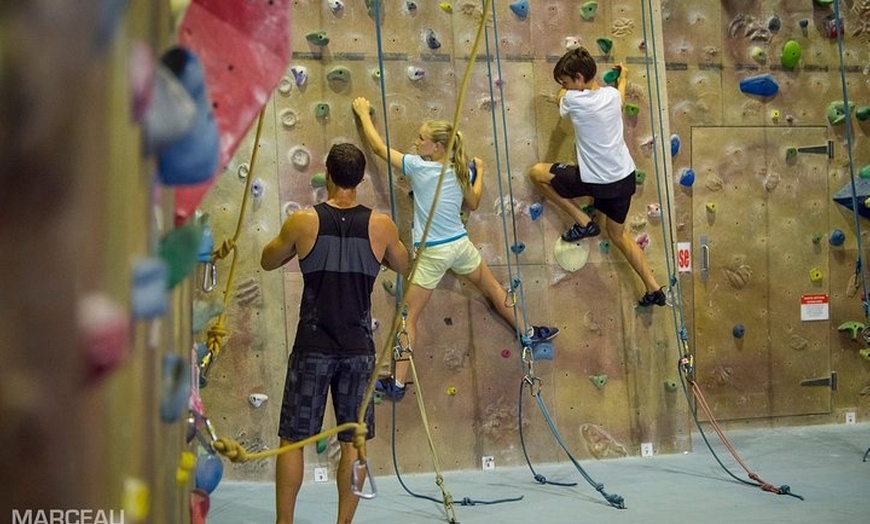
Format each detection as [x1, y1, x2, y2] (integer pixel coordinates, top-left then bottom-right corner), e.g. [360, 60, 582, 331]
[700, 234, 709, 282]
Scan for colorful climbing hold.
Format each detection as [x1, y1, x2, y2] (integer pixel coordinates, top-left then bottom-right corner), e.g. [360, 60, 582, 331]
[290, 66, 308, 86]
[509, 0, 529, 19]
[780, 40, 801, 69]
[500, 348, 511, 358]
[529, 202, 543, 220]
[248, 393, 268, 408]
[838, 320, 866, 341]
[195, 453, 224, 494]
[580, 1, 598, 21]
[446, 386, 458, 396]
[159, 223, 202, 289]
[827, 100, 853, 125]
[624, 103, 640, 116]
[599, 240, 610, 254]
[647, 203, 661, 218]
[314, 102, 330, 119]
[810, 268, 823, 282]
[670, 134, 681, 156]
[812, 232, 823, 244]
[739, 74, 779, 97]
[635, 170, 646, 185]
[383, 279, 397, 296]
[829, 228, 846, 247]
[316, 437, 328, 454]
[768, 15, 781, 32]
[589, 375, 608, 389]
[705, 202, 717, 213]
[603, 68, 621, 85]
[311, 172, 327, 188]
[785, 147, 798, 161]
[596, 37, 613, 55]
[371, 68, 381, 80]
[663, 380, 679, 393]
[532, 341, 554, 360]
[326, 66, 350, 82]
[439, 2, 452, 12]
[511, 242, 526, 254]
[406, 66, 425, 81]
[824, 14, 843, 39]
[860, 165, 870, 179]
[425, 29, 441, 50]
[857, 107, 870, 122]
[306, 31, 329, 46]
[679, 168, 695, 187]
[327, 0, 344, 14]
[732, 324, 746, 338]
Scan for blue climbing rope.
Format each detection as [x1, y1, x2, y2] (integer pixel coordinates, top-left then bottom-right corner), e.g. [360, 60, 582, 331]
[639, 0, 802, 500]
[832, 0, 870, 321]
[475, 0, 627, 509]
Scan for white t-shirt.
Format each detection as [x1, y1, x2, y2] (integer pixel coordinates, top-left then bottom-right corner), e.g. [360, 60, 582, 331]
[560, 86, 636, 184]
[402, 154, 467, 247]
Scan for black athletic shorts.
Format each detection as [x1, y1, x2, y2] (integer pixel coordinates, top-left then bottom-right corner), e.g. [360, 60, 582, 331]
[548, 163, 636, 224]
[278, 351, 376, 442]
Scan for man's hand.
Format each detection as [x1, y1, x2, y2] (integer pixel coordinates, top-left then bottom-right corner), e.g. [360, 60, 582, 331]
[352, 97, 371, 118]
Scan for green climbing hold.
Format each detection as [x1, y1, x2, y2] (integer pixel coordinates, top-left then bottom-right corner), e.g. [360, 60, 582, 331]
[861, 165, 870, 179]
[306, 31, 330, 46]
[860, 349, 870, 361]
[599, 240, 610, 254]
[315, 102, 330, 119]
[580, 1, 598, 21]
[459, 210, 469, 224]
[635, 170, 646, 185]
[750, 46, 766, 63]
[326, 66, 350, 82]
[383, 279, 397, 296]
[785, 147, 798, 161]
[663, 380, 678, 393]
[316, 438, 328, 454]
[826, 100, 854, 125]
[814, 0, 834, 5]
[596, 37, 613, 55]
[158, 223, 203, 290]
[856, 106, 870, 122]
[311, 172, 327, 188]
[624, 103, 640, 117]
[780, 40, 801, 69]
[837, 321, 866, 341]
[603, 68, 620, 85]
[589, 375, 608, 389]
[812, 232, 823, 244]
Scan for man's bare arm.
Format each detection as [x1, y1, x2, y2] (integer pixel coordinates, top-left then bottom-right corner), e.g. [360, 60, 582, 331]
[261, 212, 305, 270]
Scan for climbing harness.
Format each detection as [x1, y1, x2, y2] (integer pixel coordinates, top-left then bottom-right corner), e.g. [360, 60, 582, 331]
[638, 0, 804, 499]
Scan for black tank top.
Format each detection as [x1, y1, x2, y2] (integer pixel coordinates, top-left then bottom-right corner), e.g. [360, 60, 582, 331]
[293, 203, 382, 355]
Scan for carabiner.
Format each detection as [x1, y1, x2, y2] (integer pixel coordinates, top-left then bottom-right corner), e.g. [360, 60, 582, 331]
[351, 459, 378, 499]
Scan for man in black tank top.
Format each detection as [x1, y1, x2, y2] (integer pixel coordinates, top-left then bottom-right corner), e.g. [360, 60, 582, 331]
[261, 143, 409, 524]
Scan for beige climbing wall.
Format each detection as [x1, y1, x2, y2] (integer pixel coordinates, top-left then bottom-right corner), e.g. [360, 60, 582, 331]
[200, 0, 689, 486]
[662, 0, 870, 426]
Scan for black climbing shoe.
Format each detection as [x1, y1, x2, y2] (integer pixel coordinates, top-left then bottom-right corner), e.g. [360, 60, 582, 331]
[638, 287, 667, 307]
[562, 221, 600, 242]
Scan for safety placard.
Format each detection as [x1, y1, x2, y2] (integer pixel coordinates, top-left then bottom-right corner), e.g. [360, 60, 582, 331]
[800, 294, 829, 321]
[677, 242, 691, 273]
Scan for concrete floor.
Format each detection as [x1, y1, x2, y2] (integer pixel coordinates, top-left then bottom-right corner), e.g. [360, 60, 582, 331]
[207, 423, 870, 524]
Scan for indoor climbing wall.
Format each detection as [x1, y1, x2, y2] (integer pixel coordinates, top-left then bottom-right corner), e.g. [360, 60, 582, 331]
[200, 0, 688, 485]
[661, 0, 870, 424]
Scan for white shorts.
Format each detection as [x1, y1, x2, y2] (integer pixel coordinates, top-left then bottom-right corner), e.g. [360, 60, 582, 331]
[411, 236, 482, 290]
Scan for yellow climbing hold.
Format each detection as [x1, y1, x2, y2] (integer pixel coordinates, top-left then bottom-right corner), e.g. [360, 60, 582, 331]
[809, 268, 822, 282]
[446, 386, 457, 395]
[439, 2, 452, 12]
[705, 202, 717, 213]
[837, 321, 866, 340]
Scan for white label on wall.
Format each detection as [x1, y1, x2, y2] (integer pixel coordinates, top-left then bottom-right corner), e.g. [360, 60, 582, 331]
[677, 242, 691, 273]
[800, 294, 829, 321]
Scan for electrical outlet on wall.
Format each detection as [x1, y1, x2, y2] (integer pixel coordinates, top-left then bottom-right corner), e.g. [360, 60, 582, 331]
[481, 456, 495, 470]
[314, 467, 328, 482]
[845, 412, 857, 425]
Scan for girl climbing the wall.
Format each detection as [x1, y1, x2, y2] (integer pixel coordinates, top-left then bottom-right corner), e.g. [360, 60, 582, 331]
[352, 96, 559, 401]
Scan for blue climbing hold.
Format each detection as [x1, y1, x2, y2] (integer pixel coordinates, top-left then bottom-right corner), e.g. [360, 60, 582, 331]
[511, 242, 526, 255]
[509, 0, 529, 19]
[739, 74, 779, 97]
[829, 229, 846, 247]
[468, 159, 477, 185]
[532, 341, 554, 360]
[529, 202, 543, 221]
[679, 168, 695, 187]
[159, 352, 191, 423]
[195, 453, 224, 494]
[733, 324, 746, 339]
[670, 134, 681, 157]
[426, 29, 441, 50]
[833, 178, 870, 220]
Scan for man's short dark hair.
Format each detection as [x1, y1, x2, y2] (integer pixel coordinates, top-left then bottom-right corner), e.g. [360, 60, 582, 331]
[553, 47, 597, 84]
[326, 143, 366, 189]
